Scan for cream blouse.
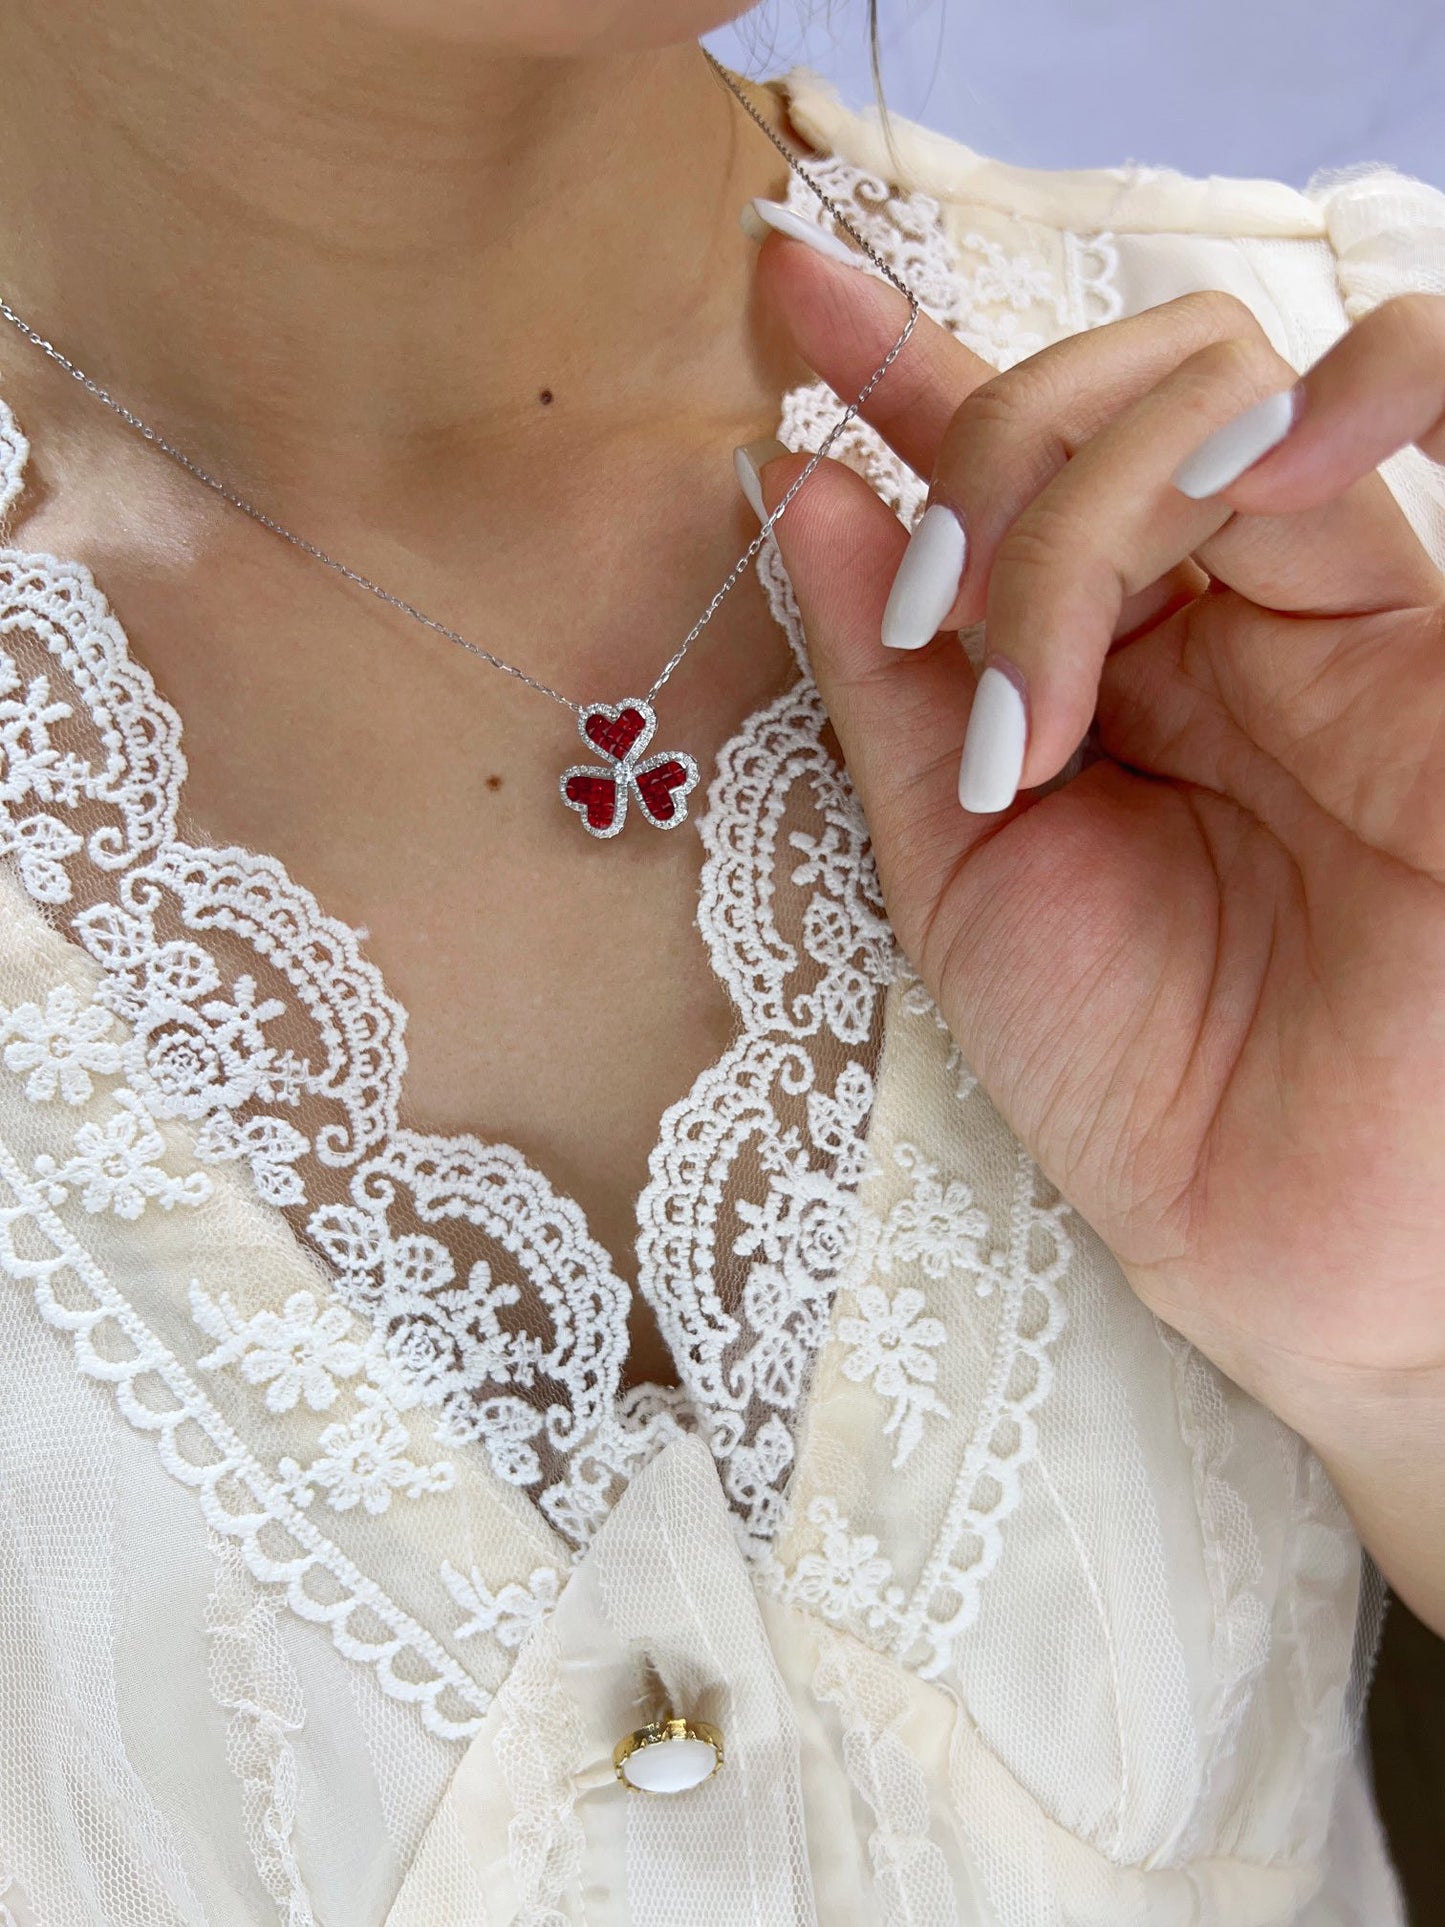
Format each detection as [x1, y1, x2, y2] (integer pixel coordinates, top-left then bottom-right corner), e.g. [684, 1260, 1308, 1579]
[1, 68, 1442, 1927]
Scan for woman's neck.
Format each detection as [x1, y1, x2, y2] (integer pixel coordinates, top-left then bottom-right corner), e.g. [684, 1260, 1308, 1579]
[0, 5, 789, 511]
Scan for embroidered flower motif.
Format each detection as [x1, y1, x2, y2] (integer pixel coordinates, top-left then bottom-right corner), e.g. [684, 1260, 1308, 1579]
[836, 1285, 951, 1469]
[803, 1062, 874, 1166]
[305, 1201, 385, 1281]
[537, 1460, 614, 1546]
[2, 812, 84, 904]
[191, 1283, 367, 1414]
[792, 1177, 870, 1286]
[471, 1394, 547, 1486]
[788, 808, 896, 1043]
[32, 1088, 212, 1219]
[128, 973, 287, 1121]
[460, 1273, 550, 1389]
[784, 1496, 906, 1634]
[441, 1560, 561, 1648]
[0, 663, 89, 808]
[0, 984, 122, 1104]
[306, 1203, 457, 1310]
[193, 1111, 310, 1208]
[143, 939, 221, 1004]
[947, 231, 1060, 370]
[880, 1150, 991, 1285]
[737, 1265, 811, 1410]
[255, 1048, 312, 1107]
[383, 1233, 458, 1297]
[367, 1266, 543, 1414]
[735, 1152, 876, 1299]
[278, 1386, 454, 1516]
[724, 1413, 795, 1541]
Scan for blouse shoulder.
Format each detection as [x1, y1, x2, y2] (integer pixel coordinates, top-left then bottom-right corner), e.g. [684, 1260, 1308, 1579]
[783, 67, 1445, 257]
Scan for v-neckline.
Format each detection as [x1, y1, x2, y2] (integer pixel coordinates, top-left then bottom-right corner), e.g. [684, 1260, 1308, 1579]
[0, 139, 946, 1553]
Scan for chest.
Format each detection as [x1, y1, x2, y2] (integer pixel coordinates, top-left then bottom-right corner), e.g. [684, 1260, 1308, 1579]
[11, 452, 811, 1390]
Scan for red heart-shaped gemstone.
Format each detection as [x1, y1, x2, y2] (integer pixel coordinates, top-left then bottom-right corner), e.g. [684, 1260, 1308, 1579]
[635, 759, 691, 824]
[584, 706, 647, 762]
[564, 772, 620, 832]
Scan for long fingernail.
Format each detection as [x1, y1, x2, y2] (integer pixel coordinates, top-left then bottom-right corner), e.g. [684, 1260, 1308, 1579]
[881, 503, 968, 651]
[958, 661, 1028, 813]
[733, 438, 787, 521]
[740, 197, 861, 267]
[1171, 387, 1301, 499]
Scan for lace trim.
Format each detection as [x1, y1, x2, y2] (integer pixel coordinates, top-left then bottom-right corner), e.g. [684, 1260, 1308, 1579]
[491, 1616, 588, 1925]
[1, 150, 1098, 1706]
[0, 1138, 491, 1740]
[0, 404, 27, 523]
[1278, 1438, 1367, 1865]
[205, 1530, 318, 1925]
[1156, 1323, 1271, 1861]
[0, 555, 185, 882]
[811, 1629, 959, 1926]
[765, 1127, 1072, 1677]
[2, 155, 976, 1555]
[0, 473, 887, 1555]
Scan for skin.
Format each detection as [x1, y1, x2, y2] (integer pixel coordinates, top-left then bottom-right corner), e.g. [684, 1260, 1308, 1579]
[0, 1, 1441, 1629]
[0, 0, 807, 1385]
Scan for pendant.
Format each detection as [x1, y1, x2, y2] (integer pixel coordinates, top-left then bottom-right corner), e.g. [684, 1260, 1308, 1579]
[560, 699, 700, 840]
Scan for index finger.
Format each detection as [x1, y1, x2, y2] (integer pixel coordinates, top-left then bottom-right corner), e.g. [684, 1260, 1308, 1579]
[754, 231, 992, 479]
[1223, 293, 1445, 515]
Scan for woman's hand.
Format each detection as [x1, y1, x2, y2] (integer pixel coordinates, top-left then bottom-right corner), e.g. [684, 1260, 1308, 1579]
[756, 241, 1445, 1630]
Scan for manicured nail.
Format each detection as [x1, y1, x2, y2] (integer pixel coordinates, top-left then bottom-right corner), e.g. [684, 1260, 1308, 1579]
[958, 662, 1028, 814]
[881, 503, 967, 650]
[733, 438, 787, 521]
[1171, 387, 1300, 499]
[740, 197, 860, 267]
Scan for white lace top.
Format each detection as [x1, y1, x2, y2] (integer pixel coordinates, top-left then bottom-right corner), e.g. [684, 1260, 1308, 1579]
[1, 69, 1442, 1927]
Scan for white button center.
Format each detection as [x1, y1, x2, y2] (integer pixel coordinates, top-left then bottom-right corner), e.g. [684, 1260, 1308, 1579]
[618, 1734, 718, 1794]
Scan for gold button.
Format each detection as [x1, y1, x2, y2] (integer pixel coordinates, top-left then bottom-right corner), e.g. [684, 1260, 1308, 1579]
[613, 1716, 724, 1794]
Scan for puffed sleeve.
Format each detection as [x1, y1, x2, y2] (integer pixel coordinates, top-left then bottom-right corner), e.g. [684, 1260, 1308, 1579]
[1311, 165, 1445, 568]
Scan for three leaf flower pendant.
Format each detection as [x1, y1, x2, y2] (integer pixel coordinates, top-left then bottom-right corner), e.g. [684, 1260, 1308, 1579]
[560, 700, 700, 840]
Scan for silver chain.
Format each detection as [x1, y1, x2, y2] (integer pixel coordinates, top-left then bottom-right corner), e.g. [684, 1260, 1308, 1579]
[0, 51, 919, 720]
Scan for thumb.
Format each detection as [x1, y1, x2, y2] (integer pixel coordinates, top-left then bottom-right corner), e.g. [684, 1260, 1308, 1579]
[761, 453, 984, 963]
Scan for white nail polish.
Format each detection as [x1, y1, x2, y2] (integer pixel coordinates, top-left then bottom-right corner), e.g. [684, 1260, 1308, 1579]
[881, 503, 967, 651]
[1171, 388, 1299, 499]
[741, 197, 860, 267]
[958, 664, 1028, 814]
[733, 438, 787, 521]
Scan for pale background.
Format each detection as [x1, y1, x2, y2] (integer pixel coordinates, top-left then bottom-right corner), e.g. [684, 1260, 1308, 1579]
[707, 0, 1444, 189]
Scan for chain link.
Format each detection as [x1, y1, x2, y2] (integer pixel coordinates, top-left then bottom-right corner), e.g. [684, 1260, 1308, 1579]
[0, 52, 919, 721]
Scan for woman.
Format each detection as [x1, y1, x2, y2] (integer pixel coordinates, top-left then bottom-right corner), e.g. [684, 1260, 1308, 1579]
[0, 0, 1440, 1919]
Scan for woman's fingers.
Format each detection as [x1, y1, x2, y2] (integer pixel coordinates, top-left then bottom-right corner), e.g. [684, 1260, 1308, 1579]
[886, 293, 1295, 641]
[761, 244, 1329, 636]
[758, 452, 985, 941]
[1226, 293, 1445, 514]
[757, 235, 1443, 823]
[970, 332, 1434, 796]
[752, 232, 991, 480]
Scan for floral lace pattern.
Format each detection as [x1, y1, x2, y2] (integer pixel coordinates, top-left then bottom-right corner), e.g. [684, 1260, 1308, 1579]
[0, 1133, 490, 1740]
[441, 1560, 563, 1650]
[1, 154, 1114, 1719]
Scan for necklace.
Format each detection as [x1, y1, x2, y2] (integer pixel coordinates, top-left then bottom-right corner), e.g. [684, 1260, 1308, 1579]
[0, 52, 919, 841]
